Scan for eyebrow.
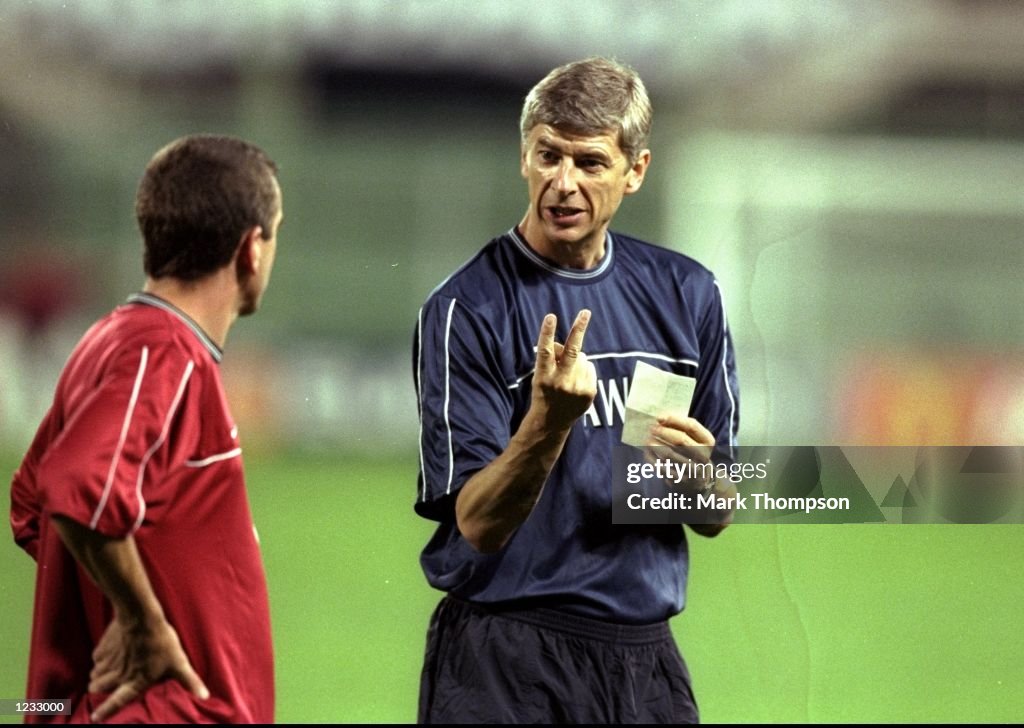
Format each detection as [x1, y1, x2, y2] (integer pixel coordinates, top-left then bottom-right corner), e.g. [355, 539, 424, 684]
[578, 148, 613, 162]
[536, 135, 567, 152]
[537, 136, 613, 161]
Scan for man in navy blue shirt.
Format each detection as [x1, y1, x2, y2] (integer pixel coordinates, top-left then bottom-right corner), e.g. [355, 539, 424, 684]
[413, 57, 739, 724]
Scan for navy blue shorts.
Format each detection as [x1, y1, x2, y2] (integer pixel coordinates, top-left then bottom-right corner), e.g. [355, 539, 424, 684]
[418, 596, 700, 724]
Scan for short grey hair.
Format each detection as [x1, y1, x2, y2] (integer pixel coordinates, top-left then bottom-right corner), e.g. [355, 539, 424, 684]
[519, 57, 652, 164]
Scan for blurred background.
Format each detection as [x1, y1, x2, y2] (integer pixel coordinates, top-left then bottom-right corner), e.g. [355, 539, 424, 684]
[1, 0, 1023, 723]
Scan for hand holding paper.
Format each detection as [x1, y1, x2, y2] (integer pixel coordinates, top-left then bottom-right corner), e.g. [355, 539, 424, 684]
[621, 361, 696, 447]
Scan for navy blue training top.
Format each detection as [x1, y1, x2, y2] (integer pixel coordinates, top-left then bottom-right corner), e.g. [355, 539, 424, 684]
[413, 227, 739, 624]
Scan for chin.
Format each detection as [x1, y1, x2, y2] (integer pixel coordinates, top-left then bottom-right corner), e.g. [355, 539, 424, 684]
[546, 225, 586, 245]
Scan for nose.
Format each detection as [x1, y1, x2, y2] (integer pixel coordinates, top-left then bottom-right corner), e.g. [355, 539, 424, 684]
[551, 159, 578, 193]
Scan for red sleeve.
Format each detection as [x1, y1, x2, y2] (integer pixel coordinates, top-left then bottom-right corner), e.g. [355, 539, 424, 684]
[10, 407, 61, 561]
[36, 343, 197, 538]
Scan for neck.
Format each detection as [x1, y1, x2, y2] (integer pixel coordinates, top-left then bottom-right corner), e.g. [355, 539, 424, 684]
[517, 214, 607, 270]
[143, 272, 238, 348]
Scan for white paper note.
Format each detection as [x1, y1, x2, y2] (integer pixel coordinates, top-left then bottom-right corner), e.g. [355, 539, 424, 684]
[621, 361, 696, 447]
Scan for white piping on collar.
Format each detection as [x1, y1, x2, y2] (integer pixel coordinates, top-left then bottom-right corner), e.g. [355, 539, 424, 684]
[126, 293, 223, 363]
[507, 228, 614, 280]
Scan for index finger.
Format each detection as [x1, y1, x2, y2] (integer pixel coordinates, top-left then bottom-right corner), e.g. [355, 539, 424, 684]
[534, 313, 557, 374]
[656, 413, 715, 447]
[559, 309, 592, 366]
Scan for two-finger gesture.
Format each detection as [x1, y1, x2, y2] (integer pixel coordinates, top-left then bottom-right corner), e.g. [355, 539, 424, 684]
[531, 310, 598, 431]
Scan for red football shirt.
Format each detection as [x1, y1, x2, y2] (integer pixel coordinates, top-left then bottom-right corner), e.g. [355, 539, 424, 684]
[10, 293, 274, 723]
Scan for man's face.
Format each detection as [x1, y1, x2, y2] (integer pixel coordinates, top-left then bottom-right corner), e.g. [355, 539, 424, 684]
[239, 179, 282, 317]
[519, 124, 649, 261]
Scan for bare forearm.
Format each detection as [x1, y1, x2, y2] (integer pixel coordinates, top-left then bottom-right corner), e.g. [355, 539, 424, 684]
[456, 310, 597, 553]
[455, 409, 571, 553]
[51, 516, 165, 627]
[52, 516, 208, 720]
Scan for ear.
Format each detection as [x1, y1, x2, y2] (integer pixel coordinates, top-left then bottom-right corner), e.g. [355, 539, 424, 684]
[234, 226, 264, 276]
[520, 143, 529, 180]
[623, 149, 651, 196]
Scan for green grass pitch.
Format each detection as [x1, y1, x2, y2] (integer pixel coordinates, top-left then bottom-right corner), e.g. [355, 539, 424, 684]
[2, 451, 1022, 723]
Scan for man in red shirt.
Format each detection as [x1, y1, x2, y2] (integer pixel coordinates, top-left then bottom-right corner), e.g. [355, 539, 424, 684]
[10, 134, 282, 723]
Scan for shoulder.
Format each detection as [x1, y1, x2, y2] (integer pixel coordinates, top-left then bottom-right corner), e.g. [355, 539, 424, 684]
[613, 232, 714, 275]
[610, 233, 729, 338]
[420, 233, 518, 322]
[52, 303, 210, 426]
[80, 301, 215, 379]
[612, 231, 721, 293]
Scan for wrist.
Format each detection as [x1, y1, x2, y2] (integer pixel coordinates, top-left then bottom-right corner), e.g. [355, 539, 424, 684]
[518, 405, 574, 445]
[113, 603, 166, 633]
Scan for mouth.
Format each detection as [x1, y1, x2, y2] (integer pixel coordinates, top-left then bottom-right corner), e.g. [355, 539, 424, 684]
[546, 205, 585, 224]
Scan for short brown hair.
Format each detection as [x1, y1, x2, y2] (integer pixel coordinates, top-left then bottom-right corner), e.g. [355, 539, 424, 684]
[137, 135, 279, 281]
[519, 57, 652, 164]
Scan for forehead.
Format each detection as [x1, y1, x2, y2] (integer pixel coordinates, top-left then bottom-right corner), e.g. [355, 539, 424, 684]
[524, 124, 624, 156]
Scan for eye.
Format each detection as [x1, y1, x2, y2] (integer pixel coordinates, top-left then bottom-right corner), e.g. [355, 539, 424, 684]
[539, 150, 559, 164]
[578, 157, 606, 171]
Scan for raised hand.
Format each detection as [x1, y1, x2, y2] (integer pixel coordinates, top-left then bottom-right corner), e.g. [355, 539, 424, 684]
[531, 309, 598, 432]
[453, 309, 600, 552]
